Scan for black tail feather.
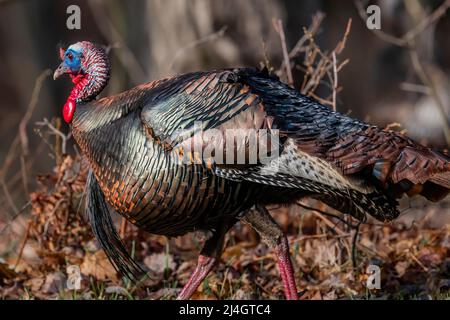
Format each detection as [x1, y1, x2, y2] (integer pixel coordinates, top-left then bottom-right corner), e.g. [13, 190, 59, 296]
[86, 170, 147, 283]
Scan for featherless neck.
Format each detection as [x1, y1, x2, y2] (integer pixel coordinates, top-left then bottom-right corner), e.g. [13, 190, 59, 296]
[73, 45, 110, 102]
[63, 43, 110, 123]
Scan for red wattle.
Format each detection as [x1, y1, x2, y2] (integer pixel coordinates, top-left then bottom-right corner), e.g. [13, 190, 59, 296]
[63, 99, 76, 123]
[62, 75, 89, 124]
[62, 76, 86, 124]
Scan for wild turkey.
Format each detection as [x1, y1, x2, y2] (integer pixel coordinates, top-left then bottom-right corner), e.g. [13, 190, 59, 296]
[53, 41, 450, 300]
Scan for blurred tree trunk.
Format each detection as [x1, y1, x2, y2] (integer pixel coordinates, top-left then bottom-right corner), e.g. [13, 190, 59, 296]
[144, 0, 285, 78]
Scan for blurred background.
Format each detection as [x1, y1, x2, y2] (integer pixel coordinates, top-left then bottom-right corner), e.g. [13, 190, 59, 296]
[0, 0, 449, 299]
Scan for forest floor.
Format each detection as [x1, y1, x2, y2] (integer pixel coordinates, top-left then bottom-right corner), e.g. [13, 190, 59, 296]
[0, 155, 449, 300]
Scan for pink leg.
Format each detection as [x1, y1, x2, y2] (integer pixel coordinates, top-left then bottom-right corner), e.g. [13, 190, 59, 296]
[177, 255, 217, 300]
[242, 205, 299, 300]
[176, 218, 236, 300]
[275, 237, 298, 300]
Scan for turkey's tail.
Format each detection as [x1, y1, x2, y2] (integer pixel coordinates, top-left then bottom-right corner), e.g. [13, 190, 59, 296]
[388, 147, 450, 202]
[86, 170, 148, 283]
[329, 128, 450, 203]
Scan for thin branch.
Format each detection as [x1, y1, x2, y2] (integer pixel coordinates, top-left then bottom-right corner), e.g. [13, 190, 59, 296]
[278, 15, 351, 107]
[0, 69, 50, 230]
[35, 118, 72, 155]
[354, 0, 407, 46]
[288, 12, 325, 59]
[351, 221, 362, 268]
[14, 219, 32, 269]
[409, 48, 450, 145]
[273, 19, 294, 87]
[354, 0, 450, 46]
[18, 69, 51, 195]
[88, 0, 147, 84]
[334, 18, 352, 54]
[18, 69, 52, 157]
[332, 52, 338, 111]
[0, 136, 19, 181]
[1, 179, 18, 214]
[168, 26, 228, 72]
[399, 82, 431, 95]
[0, 201, 31, 237]
[354, 0, 450, 146]
[403, 0, 450, 43]
[297, 202, 360, 229]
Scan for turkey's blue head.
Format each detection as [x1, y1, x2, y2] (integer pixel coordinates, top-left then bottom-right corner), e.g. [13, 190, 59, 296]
[54, 41, 110, 123]
[55, 45, 83, 76]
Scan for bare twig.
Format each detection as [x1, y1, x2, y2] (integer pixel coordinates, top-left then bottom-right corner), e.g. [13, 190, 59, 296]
[0, 69, 50, 230]
[297, 202, 361, 229]
[87, 0, 147, 84]
[35, 118, 72, 155]
[0, 201, 31, 236]
[0, 136, 19, 182]
[313, 210, 347, 237]
[54, 117, 63, 165]
[290, 232, 352, 244]
[14, 219, 32, 269]
[354, 0, 450, 47]
[400, 82, 431, 95]
[288, 12, 325, 60]
[19, 69, 52, 158]
[354, 0, 406, 46]
[168, 26, 228, 72]
[408, 250, 429, 272]
[409, 48, 450, 144]
[1, 179, 18, 214]
[273, 19, 294, 87]
[18, 69, 52, 195]
[351, 221, 362, 268]
[334, 18, 352, 54]
[275, 14, 351, 108]
[332, 52, 338, 111]
[403, 0, 450, 43]
[354, 0, 450, 146]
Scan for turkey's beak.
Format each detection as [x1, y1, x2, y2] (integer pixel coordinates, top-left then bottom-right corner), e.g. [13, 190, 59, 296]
[53, 63, 69, 80]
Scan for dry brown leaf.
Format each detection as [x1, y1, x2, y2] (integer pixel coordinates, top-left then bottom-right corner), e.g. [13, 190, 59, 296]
[417, 247, 446, 265]
[222, 244, 244, 260]
[81, 250, 117, 281]
[24, 277, 45, 293]
[0, 262, 17, 281]
[105, 285, 128, 296]
[41, 271, 66, 294]
[395, 261, 409, 277]
[143, 252, 176, 275]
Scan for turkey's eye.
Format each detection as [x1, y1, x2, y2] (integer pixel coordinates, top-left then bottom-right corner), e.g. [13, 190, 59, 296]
[67, 53, 73, 61]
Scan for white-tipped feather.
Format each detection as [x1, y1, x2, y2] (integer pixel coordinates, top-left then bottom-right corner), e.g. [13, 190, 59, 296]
[259, 139, 374, 194]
